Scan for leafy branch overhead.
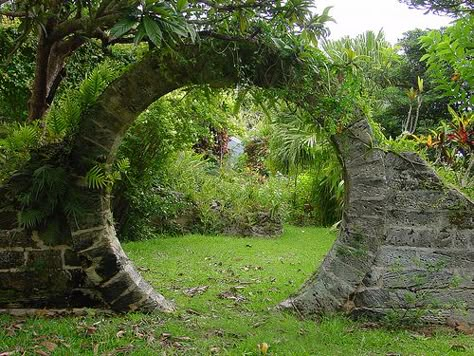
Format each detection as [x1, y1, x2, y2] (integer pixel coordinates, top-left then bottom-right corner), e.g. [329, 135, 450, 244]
[0, 0, 334, 122]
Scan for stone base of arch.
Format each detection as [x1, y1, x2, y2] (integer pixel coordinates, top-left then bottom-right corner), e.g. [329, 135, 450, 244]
[281, 119, 474, 324]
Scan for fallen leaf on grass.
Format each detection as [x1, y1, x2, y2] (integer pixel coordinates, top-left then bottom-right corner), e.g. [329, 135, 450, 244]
[186, 308, 201, 315]
[0, 352, 13, 356]
[105, 345, 134, 355]
[40, 342, 57, 352]
[183, 286, 209, 297]
[174, 336, 191, 342]
[86, 326, 97, 335]
[4, 322, 24, 337]
[159, 333, 192, 348]
[116, 330, 126, 338]
[258, 342, 269, 355]
[409, 333, 429, 341]
[218, 289, 246, 303]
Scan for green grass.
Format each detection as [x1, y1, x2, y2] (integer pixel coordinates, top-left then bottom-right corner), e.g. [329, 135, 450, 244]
[1, 226, 473, 355]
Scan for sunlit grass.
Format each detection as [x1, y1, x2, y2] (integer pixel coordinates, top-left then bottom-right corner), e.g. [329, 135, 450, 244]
[0, 226, 473, 355]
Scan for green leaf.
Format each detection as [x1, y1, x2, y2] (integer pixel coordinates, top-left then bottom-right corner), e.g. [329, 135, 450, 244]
[85, 165, 107, 190]
[177, 0, 188, 12]
[419, 53, 431, 62]
[109, 18, 136, 38]
[134, 24, 146, 45]
[143, 16, 163, 47]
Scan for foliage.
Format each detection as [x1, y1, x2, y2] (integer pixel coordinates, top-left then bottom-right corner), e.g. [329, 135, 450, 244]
[0, 61, 126, 229]
[121, 151, 289, 240]
[322, 30, 398, 93]
[420, 16, 474, 111]
[374, 29, 451, 137]
[0, 20, 139, 123]
[402, 76, 424, 134]
[0, 60, 121, 184]
[0, 121, 40, 183]
[1, 0, 333, 121]
[47, 60, 122, 140]
[0, 23, 35, 121]
[114, 88, 239, 238]
[415, 108, 473, 195]
[267, 105, 343, 227]
[399, 0, 474, 16]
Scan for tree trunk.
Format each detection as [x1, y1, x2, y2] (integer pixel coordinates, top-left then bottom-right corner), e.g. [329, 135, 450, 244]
[27, 34, 84, 122]
[28, 31, 53, 121]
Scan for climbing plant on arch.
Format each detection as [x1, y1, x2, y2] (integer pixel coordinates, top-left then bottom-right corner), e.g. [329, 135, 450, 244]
[0, 38, 473, 324]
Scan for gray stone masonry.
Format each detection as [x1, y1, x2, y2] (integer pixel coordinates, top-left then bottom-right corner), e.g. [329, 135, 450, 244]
[281, 118, 474, 325]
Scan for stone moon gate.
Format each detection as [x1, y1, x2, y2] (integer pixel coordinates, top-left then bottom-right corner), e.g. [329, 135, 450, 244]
[0, 42, 473, 323]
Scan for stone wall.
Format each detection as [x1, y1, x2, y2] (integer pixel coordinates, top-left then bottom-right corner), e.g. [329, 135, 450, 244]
[283, 118, 474, 324]
[0, 203, 103, 308]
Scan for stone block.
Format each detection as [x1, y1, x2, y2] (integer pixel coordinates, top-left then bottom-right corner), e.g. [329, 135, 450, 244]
[353, 288, 394, 309]
[64, 249, 82, 267]
[382, 269, 456, 289]
[26, 250, 63, 270]
[66, 289, 104, 308]
[386, 209, 447, 227]
[375, 246, 419, 267]
[81, 242, 125, 281]
[377, 246, 474, 271]
[99, 267, 142, 301]
[0, 251, 25, 269]
[72, 227, 107, 252]
[0, 230, 36, 248]
[385, 226, 452, 248]
[345, 201, 385, 218]
[347, 183, 386, 202]
[0, 211, 18, 230]
[362, 267, 383, 287]
[110, 279, 152, 311]
[37, 217, 73, 246]
[347, 160, 386, 181]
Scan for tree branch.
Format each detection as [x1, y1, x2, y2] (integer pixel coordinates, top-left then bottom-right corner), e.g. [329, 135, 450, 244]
[196, 0, 274, 12]
[0, 10, 27, 17]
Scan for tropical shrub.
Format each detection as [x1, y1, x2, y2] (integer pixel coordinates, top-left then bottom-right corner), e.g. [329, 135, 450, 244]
[118, 150, 289, 240]
[415, 108, 473, 197]
[420, 16, 473, 111]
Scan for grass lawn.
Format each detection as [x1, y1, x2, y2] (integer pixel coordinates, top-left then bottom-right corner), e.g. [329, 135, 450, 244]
[1, 226, 473, 355]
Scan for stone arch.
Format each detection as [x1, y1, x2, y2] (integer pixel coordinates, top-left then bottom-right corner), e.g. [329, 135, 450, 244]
[0, 40, 473, 323]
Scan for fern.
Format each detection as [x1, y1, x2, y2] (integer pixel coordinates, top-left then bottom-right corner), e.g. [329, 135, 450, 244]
[85, 165, 108, 190]
[5, 123, 40, 151]
[44, 60, 122, 139]
[78, 61, 117, 108]
[115, 158, 130, 174]
[85, 157, 130, 190]
[18, 209, 46, 229]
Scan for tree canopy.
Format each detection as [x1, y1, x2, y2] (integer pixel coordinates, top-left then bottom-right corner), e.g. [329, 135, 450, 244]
[0, 0, 333, 121]
[399, 0, 474, 16]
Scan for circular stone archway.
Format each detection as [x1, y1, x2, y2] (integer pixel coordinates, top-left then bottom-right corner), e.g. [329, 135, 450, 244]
[0, 40, 473, 323]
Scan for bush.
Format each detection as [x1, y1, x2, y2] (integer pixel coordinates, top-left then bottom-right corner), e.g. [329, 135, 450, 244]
[117, 151, 289, 240]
